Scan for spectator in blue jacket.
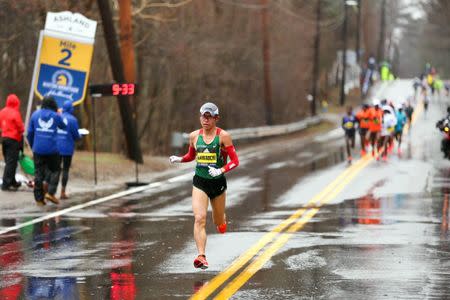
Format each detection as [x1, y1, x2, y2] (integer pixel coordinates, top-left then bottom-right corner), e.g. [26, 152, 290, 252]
[27, 96, 66, 206]
[56, 101, 80, 199]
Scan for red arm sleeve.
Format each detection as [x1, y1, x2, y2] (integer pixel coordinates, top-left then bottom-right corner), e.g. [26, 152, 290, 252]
[223, 145, 239, 173]
[181, 146, 196, 162]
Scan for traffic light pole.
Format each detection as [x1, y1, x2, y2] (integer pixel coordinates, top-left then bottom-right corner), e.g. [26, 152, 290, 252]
[339, 0, 349, 107]
[260, 0, 273, 125]
[91, 94, 98, 185]
[311, 0, 321, 116]
[356, 0, 362, 65]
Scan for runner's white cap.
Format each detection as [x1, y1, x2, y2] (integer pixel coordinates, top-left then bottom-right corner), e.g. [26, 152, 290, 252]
[382, 105, 393, 114]
[200, 102, 219, 116]
[372, 98, 380, 106]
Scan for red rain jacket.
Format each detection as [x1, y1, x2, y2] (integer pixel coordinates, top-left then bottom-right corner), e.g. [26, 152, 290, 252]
[0, 94, 24, 142]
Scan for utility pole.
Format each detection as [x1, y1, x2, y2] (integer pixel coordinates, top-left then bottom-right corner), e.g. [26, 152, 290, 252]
[119, 0, 136, 84]
[311, 0, 321, 116]
[339, 0, 349, 106]
[377, 0, 386, 63]
[356, 0, 362, 65]
[260, 0, 273, 125]
[97, 0, 143, 163]
[119, 0, 145, 184]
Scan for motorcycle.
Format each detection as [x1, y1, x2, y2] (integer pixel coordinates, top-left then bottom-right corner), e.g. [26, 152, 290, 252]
[436, 118, 450, 159]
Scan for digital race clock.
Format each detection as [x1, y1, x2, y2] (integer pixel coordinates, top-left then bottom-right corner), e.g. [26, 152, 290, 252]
[89, 83, 138, 97]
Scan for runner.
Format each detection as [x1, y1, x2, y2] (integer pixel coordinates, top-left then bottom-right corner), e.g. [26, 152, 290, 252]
[169, 102, 239, 270]
[413, 77, 422, 98]
[342, 106, 357, 163]
[404, 100, 414, 131]
[395, 105, 407, 154]
[387, 100, 397, 153]
[379, 106, 397, 161]
[368, 99, 383, 157]
[355, 104, 370, 156]
[423, 90, 430, 116]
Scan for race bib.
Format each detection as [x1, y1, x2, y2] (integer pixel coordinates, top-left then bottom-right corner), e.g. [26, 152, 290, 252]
[388, 126, 394, 133]
[196, 152, 217, 164]
[344, 121, 354, 129]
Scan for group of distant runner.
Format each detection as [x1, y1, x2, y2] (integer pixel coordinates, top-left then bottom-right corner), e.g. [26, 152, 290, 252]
[342, 98, 414, 163]
[413, 63, 449, 101]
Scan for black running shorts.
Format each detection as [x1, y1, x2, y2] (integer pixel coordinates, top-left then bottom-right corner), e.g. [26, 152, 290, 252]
[345, 130, 355, 138]
[193, 175, 227, 200]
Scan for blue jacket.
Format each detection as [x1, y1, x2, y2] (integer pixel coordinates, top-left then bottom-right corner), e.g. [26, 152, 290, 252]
[27, 108, 66, 155]
[342, 114, 357, 134]
[395, 111, 407, 132]
[57, 102, 81, 156]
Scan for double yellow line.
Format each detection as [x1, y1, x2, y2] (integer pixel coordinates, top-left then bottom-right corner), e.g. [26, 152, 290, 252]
[192, 101, 423, 300]
[192, 155, 372, 300]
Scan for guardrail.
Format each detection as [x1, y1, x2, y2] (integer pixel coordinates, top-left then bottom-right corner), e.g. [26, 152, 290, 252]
[171, 115, 323, 149]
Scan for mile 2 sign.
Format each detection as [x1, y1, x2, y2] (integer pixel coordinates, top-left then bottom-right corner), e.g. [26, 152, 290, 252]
[32, 12, 97, 108]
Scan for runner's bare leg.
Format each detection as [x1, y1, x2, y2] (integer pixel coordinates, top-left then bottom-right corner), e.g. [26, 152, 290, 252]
[192, 187, 209, 255]
[211, 192, 226, 226]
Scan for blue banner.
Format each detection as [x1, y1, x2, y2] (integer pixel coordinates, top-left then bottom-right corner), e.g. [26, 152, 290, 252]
[35, 63, 87, 108]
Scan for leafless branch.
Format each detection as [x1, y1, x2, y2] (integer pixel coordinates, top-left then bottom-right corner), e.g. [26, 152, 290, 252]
[144, 0, 193, 9]
[0, 33, 21, 43]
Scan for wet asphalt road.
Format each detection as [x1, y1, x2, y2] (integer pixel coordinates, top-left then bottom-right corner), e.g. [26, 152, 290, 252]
[1, 80, 450, 299]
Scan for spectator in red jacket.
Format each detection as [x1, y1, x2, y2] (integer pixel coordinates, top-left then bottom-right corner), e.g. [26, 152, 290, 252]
[0, 94, 24, 191]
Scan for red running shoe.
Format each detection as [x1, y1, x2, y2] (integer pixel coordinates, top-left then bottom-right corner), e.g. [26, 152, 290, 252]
[194, 255, 208, 269]
[216, 222, 227, 234]
[382, 155, 388, 162]
[360, 150, 366, 156]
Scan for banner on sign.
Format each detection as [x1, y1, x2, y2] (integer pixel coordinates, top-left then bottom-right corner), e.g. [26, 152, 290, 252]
[34, 34, 94, 107]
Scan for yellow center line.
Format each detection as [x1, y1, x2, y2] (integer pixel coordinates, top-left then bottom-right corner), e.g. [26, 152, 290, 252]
[214, 156, 373, 299]
[191, 156, 367, 300]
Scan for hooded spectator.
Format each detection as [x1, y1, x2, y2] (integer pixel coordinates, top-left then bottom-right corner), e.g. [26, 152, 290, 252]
[56, 101, 81, 199]
[0, 94, 24, 191]
[27, 96, 66, 206]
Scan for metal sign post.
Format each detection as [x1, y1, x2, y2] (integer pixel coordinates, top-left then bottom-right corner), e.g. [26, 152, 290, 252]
[25, 31, 44, 132]
[91, 93, 101, 185]
[88, 84, 145, 187]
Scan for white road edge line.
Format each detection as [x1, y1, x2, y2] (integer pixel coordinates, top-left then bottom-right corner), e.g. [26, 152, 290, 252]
[0, 179, 173, 235]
